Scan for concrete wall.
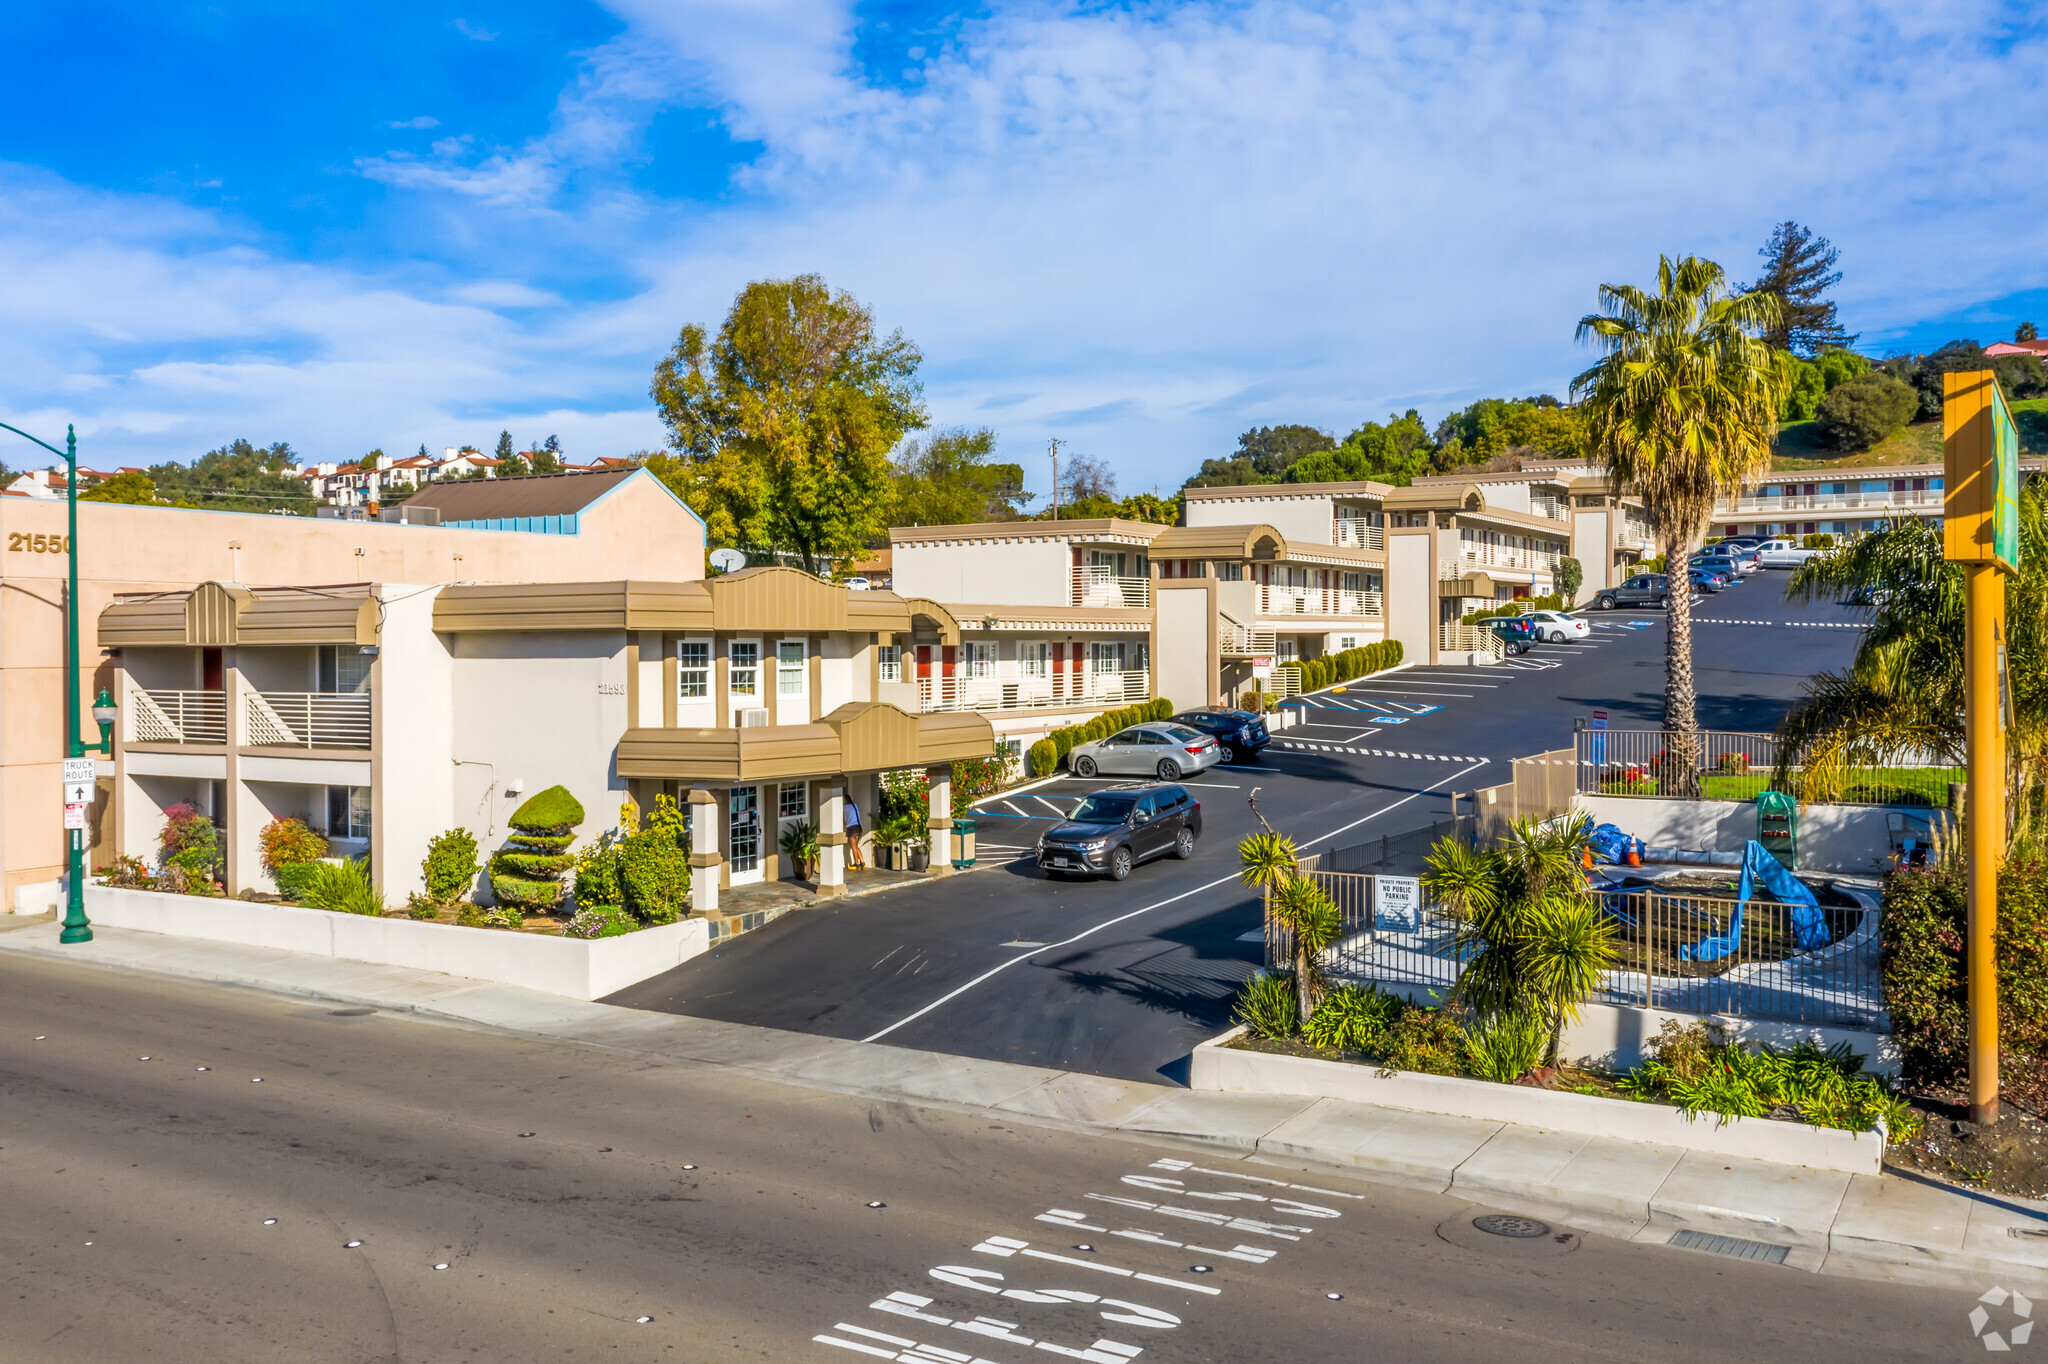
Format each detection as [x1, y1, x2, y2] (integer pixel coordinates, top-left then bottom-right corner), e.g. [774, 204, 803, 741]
[1386, 530, 1435, 664]
[892, 539, 1072, 606]
[1156, 583, 1215, 710]
[1574, 793, 1937, 876]
[372, 585, 456, 900]
[1572, 507, 1614, 596]
[1184, 490, 1334, 546]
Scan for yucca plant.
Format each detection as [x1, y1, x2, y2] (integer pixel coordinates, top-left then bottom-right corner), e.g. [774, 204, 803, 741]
[298, 857, 385, 916]
[1233, 972, 1299, 1040]
[1302, 983, 1402, 1052]
[1238, 821, 1341, 1025]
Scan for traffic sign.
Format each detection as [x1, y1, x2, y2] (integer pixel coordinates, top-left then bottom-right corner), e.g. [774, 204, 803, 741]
[63, 757, 95, 785]
[63, 803, 87, 831]
[63, 780, 92, 805]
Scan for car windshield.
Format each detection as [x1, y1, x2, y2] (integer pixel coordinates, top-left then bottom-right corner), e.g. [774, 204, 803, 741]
[1070, 794, 1138, 823]
[1161, 724, 1203, 741]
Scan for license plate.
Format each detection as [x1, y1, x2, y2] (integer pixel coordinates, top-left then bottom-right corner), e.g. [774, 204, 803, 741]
[1048, 856, 1074, 867]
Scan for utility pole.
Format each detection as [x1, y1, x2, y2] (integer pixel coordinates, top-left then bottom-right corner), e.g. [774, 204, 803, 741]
[1050, 438, 1062, 521]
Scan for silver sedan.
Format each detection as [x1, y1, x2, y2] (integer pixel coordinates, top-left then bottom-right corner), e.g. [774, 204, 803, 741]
[1068, 723, 1223, 781]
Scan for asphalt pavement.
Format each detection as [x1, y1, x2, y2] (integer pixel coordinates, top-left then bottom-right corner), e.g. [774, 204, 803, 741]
[0, 957, 1981, 1362]
[606, 577, 1870, 1085]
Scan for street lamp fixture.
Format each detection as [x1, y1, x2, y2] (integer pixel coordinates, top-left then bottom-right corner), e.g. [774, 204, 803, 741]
[91, 689, 118, 750]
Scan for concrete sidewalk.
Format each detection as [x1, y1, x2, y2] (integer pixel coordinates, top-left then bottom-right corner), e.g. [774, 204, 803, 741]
[3, 912, 2042, 1288]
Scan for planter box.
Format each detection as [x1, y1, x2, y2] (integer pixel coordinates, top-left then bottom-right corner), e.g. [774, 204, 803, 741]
[1190, 1026, 1882, 1175]
[85, 884, 709, 1001]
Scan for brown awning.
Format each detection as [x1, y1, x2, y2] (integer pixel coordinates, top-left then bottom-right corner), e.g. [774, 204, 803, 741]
[99, 582, 376, 648]
[616, 701, 993, 782]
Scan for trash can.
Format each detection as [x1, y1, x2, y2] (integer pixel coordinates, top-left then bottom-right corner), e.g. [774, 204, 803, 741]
[951, 818, 977, 870]
[1757, 791, 1796, 871]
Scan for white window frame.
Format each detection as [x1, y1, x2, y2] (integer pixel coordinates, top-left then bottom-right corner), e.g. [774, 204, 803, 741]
[779, 783, 808, 819]
[777, 639, 806, 697]
[965, 640, 997, 679]
[729, 640, 760, 697]
[877, 644, 901, 683]
[1089, 641, 1126, 675]
[678, 639, 710, 699]
[1018, 641, 1049, 679]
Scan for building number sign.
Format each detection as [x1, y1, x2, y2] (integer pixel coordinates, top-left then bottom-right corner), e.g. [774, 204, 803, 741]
[8, 533, 71, 553]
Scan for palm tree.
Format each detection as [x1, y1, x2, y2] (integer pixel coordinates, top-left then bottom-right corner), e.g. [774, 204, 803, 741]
[1777, 483, 2048, 845]
[1238, 827, 1341, 1026]
[1573, 257, 1791, 791]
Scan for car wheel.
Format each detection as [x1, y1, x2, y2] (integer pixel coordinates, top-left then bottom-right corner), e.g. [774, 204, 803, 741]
[1220, 744, 1240, 765]
[1597, 595, 1615, 611]
[1107, 847, 1133, 881]
[1156, 758, 1181, 781]
[1073, 755, 1097, 778]
[1173, 827, 1195, 859]
[1656, 596, 1668, 609]
[1549, 630, 1566, 643]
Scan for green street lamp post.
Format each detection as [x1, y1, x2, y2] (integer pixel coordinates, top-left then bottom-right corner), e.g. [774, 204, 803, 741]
[0, 420, 113, 943]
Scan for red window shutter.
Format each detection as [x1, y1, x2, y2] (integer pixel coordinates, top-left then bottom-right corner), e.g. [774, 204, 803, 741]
[916, 645, 931, 680]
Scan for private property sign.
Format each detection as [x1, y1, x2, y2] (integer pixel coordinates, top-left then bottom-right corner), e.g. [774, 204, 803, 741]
[1374, 875, 1421, 932]
[1251, 656, 1273, 679]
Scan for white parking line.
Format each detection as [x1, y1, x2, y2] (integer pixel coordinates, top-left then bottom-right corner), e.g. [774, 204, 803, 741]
[1032, 796, 1068, 815]
[1334, 730, 1382, 744]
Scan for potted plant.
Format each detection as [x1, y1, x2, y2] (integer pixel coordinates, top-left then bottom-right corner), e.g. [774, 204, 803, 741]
[778, 820, 819, 881]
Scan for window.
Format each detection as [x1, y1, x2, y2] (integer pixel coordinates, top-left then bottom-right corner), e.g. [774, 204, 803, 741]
[1090, 641, 1126, 674]
[326, 785, 371, 840]
[678, 641, 710, 699]
[877, 645, 901, 682]
[779, 783, 808, 819]
[966, 641, 996, 679]
[729, 641, 759, 696]
[1018, 642, 1049, 678]
[1338, 636, 1358, 651]
[1214, 561, 1243, 581]
[317, 645, 373, 694]
[729, 786, 760, 872]
[777, 641, 806, 696]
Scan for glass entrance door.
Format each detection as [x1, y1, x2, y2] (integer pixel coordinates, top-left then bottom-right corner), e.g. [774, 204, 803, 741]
[728, 786, 763, 885]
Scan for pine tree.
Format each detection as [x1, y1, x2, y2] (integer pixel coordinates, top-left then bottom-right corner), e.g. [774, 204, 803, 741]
[1741, 222, 1857, 356]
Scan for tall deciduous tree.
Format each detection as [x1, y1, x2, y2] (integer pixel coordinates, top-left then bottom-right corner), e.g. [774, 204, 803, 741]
[892, 427, 1030, 525]
[1183, 424, 1335, 488]
[1573, 256, 1790, 788]
[650, 274, 924, 574]
[1741, 221, 1857, 356]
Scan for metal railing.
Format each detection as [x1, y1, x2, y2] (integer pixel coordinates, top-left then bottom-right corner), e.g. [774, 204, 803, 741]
[1438, 622, 1507, 659]
[1219, 620, 1278, 656]
[1532, 496, 1570, 521]
[916, 669, 1150, 713]
[1717, 489, 1942, 515]
[1333, 518, 1385, 551]
[1268, 860, 1883, 1028]
[1258, 585, 1383, 617]
[1574, 729, 1961, 808]
[132, 689, 227, 744]
[245, 691, 373, 749]
[1070, 568, 1151, 608]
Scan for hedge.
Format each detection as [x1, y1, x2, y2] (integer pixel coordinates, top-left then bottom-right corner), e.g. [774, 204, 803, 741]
[1292, 639, 1403, 695]
[1883, 858, 2048, 1082]
[1461, 594, 1565, 625]
[1038, 697, 1175, 773]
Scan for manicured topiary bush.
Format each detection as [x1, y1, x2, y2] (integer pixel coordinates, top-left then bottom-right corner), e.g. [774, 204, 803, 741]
[1028, 738, 1058, 777]
[489, 785, 584, 912]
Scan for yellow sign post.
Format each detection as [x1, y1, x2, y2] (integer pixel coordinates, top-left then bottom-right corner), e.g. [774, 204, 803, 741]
[1944, 370, 2020, 1126]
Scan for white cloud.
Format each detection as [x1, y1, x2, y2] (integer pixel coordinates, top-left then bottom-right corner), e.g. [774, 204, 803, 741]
[388, 115, 441, 130]
[3, 2, 2046, 490]
[453, 18, 498, 42]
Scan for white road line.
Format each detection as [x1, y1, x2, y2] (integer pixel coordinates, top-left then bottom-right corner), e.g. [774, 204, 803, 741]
[859, 758, 1489, 1043]
[1334, 729, 1381, 744]
[1032, 796, 1068, 815]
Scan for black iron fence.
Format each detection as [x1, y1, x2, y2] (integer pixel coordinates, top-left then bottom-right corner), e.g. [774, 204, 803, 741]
[1574, 728, 1960, 809]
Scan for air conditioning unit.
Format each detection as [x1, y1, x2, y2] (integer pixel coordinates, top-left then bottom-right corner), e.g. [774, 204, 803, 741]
[738, 708, 771, 728]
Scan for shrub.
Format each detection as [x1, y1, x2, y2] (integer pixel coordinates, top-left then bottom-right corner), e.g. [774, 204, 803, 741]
[1815, 372, 1918, 451]
[619, 794, 690, 924]
[1884, 859, 2048, 1083]
[1381, 1007, 1471, 1076]
[273, 860, 323, 902]
[1462, 594, 1567, 625]
[779, 820, 819, 878]
[1616, 1020, 1918, 1138]
[565, 906, 636, 939]
[1233, 972, 1298, 1040]
[1557, 556, 1583, 606]
[489, 784, 584, 911]
[422, 827, 480, 904]
[298, 858, 385, 916]
[1301, 983, 1403, 1052]
[1467, 1007, 1550, 1083]
[573, 836, 624, 908]
[258, 816, 328, 874]
[1801, 532, 1837, 549]
[1028, 738, 1058, 777]
[952, 747, 1015, 815]
[98, 854, 152, 889]
[403, 892, 442, 920]
[158, 801, 214, 861]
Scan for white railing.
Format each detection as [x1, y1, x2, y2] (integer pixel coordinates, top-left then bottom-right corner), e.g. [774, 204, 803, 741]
[1333, 518, 1385, 551]
[132, 689, 227, 744]
[1440, 622, 1507, 659]
[1220, 623, 1279, 656]
[1716, 488, 1943, 515]
[245, 692, 373, 749]
[1258, 585, 1383, 617]
[1532, 497, 1570, 521]
[1619, 522, 1656, 549]
[1446, 544, 1563, 573]
[917, 669, 1151, 714]
[1070, 568, 1152, 608]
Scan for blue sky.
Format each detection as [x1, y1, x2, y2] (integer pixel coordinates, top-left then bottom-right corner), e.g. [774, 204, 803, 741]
[3, 1, 2045, 498]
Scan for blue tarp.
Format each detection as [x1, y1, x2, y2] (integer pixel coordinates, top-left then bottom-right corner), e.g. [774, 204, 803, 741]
[1586, 823, 1642, 865]
[1680, 840, 1828, 962]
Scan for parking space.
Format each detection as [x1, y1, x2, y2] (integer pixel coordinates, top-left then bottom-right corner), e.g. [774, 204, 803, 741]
[968, 771, 1252, 861]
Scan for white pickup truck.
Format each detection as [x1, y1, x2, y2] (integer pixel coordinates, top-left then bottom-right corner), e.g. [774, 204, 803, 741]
[1753, 537, 1822, 569]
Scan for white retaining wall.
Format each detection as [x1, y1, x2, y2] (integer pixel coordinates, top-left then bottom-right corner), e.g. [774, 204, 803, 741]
[1191, 1027, 1883, 1175]
[1575, 793, 1942, 876]
[85, 884, 709, 1001]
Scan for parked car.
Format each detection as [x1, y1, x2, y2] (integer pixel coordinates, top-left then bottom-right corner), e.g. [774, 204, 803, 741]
[1068, 722, 1222, 780]
[1037, 783, 1202, 881]
[1171, 707, 1270, 765]
[1689, 566, 1729, 593]
[1487, 615, 1540, 655]
[1754, 537, 1823, 569]
[1713, 535, 1772, 553]
[1520, 610, 1589, 643]
[1592, 574, 1670, 610]
[1690, 551, 1751, 581]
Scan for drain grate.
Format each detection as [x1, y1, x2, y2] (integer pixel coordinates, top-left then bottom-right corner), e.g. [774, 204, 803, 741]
[1669, 1229, 1789, 1263]
[327, 1008, 375, 1017]
[1472, 1214, 1551, 1239]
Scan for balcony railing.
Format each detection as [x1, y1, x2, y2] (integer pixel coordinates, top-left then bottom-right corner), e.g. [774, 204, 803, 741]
[1070, 568, 1151, 608]
[1440, 622, 1507, 659]
[1333, 518, 1385, 551]
[1532, 497, 1570, 521]
[1258, 584, 1383, 617]
[245, 692, 372, 749]
[1220, 622, 1278, 656]
[1716, 488, 1942, 515]
[1446, 544, 1563, 572]
[917, 669, 1151, 714]
[132, 689, 227, 745]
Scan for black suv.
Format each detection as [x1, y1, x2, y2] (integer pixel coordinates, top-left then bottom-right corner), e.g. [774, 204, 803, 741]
[1171, 708, 1269, 764]
[1036, 784, 1202, 881]
[1592, 573, 1670, 610]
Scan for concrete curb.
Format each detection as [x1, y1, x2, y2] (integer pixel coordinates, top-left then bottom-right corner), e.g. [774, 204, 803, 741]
[5, 915, 2045, 1287]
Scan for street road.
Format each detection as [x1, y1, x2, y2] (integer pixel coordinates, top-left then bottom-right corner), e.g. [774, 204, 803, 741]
[611, 582, 1870, 1084]
[0, 958, 1976, 1362]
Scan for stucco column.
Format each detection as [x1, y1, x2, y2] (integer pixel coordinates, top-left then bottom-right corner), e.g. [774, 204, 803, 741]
[816, 784, 847, 897]
[925, 765, 953, 877]
[687, 787, 722, 915]
[221, 648, 247, 896]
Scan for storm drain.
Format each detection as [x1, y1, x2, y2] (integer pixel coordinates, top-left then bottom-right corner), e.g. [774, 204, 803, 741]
[1668, 1229, 1790, 1263]
[1472, 1214, 1551, 1238]
[1001, 939, 1050, 948]
[326, 1008, 376, 1017]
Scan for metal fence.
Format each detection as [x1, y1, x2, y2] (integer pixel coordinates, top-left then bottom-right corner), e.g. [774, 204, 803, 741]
[1575, 728, 1961, 809]
[1267, 861, 1883, 1029]
[1470, 748, 1575, 842]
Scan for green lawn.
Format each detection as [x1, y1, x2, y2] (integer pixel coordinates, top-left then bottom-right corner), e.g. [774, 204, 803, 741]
[1771, 418, 1944, 471]
[1598, 767, 1962, 808]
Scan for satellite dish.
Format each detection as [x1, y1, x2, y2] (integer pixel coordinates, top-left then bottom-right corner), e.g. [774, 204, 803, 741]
[708, 547, 747, 573]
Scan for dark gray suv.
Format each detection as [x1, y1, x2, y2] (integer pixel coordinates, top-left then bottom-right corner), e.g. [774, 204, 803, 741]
[1593, 573, 1669, 610]
[1036, 784, 1202, 881]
